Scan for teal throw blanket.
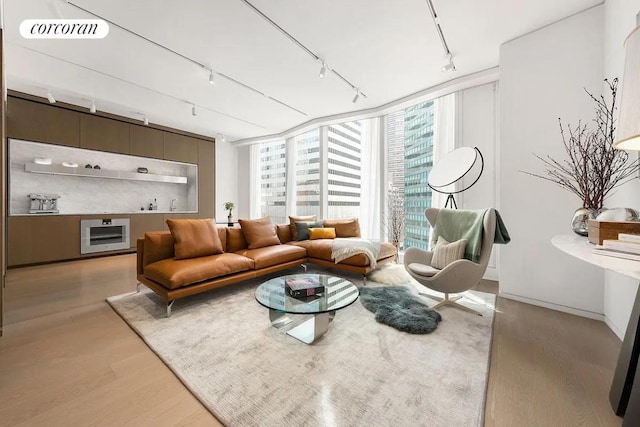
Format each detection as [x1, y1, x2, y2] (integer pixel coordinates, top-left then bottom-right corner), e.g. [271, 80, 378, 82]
[432, 209, 510, 263]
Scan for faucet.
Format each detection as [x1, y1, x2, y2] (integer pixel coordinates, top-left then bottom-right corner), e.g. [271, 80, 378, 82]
[170, 199, 177, 211]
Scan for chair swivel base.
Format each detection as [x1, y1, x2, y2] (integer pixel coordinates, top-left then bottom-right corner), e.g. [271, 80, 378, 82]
[419, 292, 483, 317]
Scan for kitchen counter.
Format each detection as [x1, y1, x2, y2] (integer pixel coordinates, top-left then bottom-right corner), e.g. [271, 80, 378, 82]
[10, 210, 199, 217]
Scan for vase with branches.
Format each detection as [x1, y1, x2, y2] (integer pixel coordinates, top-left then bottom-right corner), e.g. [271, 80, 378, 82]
[224, 202, 235, 225]
[523, 78, 640, 234]
[383, 185, 406, 253]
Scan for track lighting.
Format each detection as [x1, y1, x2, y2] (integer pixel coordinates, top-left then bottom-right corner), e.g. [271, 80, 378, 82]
[192, 104, 197, 116]
[319, 62, 326, 79]
[46, 90, 56, 104]
[352, 89, 360, 103]
[220, 134, 226, 143]
[143, 115, 149, 126]
[441, 54, 456, 72]
[89, 100, 96, 113]
[209, 70, 215, 85]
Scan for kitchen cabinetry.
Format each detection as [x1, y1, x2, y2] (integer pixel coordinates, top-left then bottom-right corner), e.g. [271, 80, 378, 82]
[130, 125, 164, 159]
[198, 140, 215, 218]
[130, 214, 165, 247]
[7, 97, 80, 147]
[8, 216, 81, 266]
[164, 133, 198, 163]
[80, 115, 130, 154]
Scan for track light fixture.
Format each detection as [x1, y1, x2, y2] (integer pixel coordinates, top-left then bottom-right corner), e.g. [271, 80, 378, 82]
[220, 134, 226, 143]
[352, 89, 360, 103]
[192, 104, 197, 116]
[89, 100, 96, 113]
[143, 115, 149, 126]
[209, 70, 215, 85]
[441, 54, 456, 72]
[46, 90, 56, 104]
[319, 62, 326, 79]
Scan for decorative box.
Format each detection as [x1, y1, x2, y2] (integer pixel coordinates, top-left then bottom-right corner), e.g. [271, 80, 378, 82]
[587, 220, 640, 245]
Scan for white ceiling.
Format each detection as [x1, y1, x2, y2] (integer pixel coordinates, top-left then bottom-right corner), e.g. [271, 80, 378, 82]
[3, 0, 602, 142]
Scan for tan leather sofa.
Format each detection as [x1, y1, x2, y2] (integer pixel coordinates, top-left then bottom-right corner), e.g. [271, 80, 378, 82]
[137, 223, 397, 316]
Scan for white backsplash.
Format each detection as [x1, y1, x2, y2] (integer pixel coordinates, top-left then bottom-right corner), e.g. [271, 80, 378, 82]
[10, 139, 198, 215]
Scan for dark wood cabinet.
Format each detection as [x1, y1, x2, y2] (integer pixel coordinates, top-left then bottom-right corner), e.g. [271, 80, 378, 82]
[163, 133, 198, 163]
[80, 115, 130, 154]
[7, 97, 80, 147]
[130, 125, 164, 159]
[129, 214, 166, 247]
[198, 140, 215, 218]
[8, 216, 81, 266]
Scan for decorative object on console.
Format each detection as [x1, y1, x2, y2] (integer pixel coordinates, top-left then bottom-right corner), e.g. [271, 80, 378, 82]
[523, 78, 640, 236]
[85, 164, 92, 168]
[61, 161, 78, 168]
[137, 167, 148, 174]
[596, 207, 640, 222]
[224, 201, 235, 226]
[587, 219, 640, 245]
[33, 157, 51, 165]
[427, 146, 484, 209]
[93, 164, 101, 170]
[572, 208, 607, 237]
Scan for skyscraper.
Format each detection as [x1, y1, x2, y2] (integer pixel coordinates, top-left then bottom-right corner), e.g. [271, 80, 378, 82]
[327, 121, 362, 219]
[403, 101, 434, 250]
[295, 129, 320, 216]
[258, 140, 287, 224]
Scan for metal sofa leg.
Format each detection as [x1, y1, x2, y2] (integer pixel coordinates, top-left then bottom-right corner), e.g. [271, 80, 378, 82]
[167, 300, 175, 318]
[362, 274, 367, 286]
[136, 282, 141, 293]
[301, 263, 307, 272]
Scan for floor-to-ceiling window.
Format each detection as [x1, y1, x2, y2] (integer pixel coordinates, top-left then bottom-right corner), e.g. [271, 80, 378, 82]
[257, 140, 287, 224]
[327, 121, 362, 219]
[294, 129, 320, 217]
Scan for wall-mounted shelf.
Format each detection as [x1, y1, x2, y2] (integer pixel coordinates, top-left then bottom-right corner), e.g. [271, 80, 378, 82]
[25, 163, 188, 184]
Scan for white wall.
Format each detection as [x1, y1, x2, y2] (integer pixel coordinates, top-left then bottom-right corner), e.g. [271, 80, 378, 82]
[499, 6, 606, 318]
[457, 83, 499, 280]
[215, 139, 240, 223]
[601, 0, 640, 339]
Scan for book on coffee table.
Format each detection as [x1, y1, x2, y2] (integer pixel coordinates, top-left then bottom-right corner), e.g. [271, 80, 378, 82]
[284, 277, 325, 298]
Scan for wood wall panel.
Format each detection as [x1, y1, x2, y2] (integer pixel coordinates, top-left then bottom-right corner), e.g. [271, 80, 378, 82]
[198, 140, 215, 218]
[130, 125, 164, 159]
[80, 115, 130, 154]
[129, 214, 165, 247]
[6, 97, 80, 147]
[8, 216, 81, 266]
[163, 133, 198, 163]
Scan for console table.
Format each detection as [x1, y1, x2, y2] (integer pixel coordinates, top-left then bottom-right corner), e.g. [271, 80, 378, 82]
[552, 234, 640, 425]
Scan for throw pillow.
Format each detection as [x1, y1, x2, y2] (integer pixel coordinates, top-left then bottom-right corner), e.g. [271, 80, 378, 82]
[323, 218, 361, 237]
[239, 217, 281, 249]
[289, 215, 317, 240]
[166, 219, 224, 260]
[431, 236, 467, 269]
[295, 221, 324, 241]
[309, 227, 337, 240]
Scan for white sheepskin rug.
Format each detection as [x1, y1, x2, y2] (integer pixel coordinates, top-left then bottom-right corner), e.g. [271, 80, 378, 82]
[367, 263, 414, 285]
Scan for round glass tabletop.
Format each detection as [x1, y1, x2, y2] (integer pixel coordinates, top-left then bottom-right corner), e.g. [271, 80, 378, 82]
[255, 273, 359, 314]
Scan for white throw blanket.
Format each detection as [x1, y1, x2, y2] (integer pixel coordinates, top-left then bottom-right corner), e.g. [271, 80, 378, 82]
[331, 238, 381, 269]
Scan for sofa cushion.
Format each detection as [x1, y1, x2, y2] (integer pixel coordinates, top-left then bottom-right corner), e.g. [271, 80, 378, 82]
[226, 227, 248, 252]
[239, 217, 281, 249]
[144, 253, 254, 289]
[289, 240, 396, 266]
[234, 244, 307, 270]
[166, 218, 224, 260]
[289, 215, 317, 240]
[323, 218, 361, 237]
[309, 227, 336, 239]
[295, 221, 324, 240]
[143, 231, 175, 267]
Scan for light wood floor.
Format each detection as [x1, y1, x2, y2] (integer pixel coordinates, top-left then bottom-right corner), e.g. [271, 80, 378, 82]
[0, 255, 623, 426]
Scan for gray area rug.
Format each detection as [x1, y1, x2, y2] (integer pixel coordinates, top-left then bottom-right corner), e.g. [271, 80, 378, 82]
[360, 286, 442, 334]
[107, 267, 495, 427]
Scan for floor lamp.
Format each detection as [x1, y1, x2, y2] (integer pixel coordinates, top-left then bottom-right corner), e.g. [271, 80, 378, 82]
[427, 146, 484, 209]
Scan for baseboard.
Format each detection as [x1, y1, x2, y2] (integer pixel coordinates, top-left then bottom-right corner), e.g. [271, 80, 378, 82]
[604, 317, 625, 341]
[499, 292, 604, 321]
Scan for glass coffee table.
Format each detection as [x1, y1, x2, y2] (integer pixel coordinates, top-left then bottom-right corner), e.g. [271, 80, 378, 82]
[255, 274, 359, 344]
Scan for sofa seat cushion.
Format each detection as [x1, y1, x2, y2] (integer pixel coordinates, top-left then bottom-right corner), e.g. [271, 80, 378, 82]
[144, 253, 254, 289]
[289, 240, 396, 266]
[234, 244, 306, 270]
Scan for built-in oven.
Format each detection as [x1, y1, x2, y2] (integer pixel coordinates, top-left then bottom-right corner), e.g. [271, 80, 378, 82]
[80, 218, 130, 254]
